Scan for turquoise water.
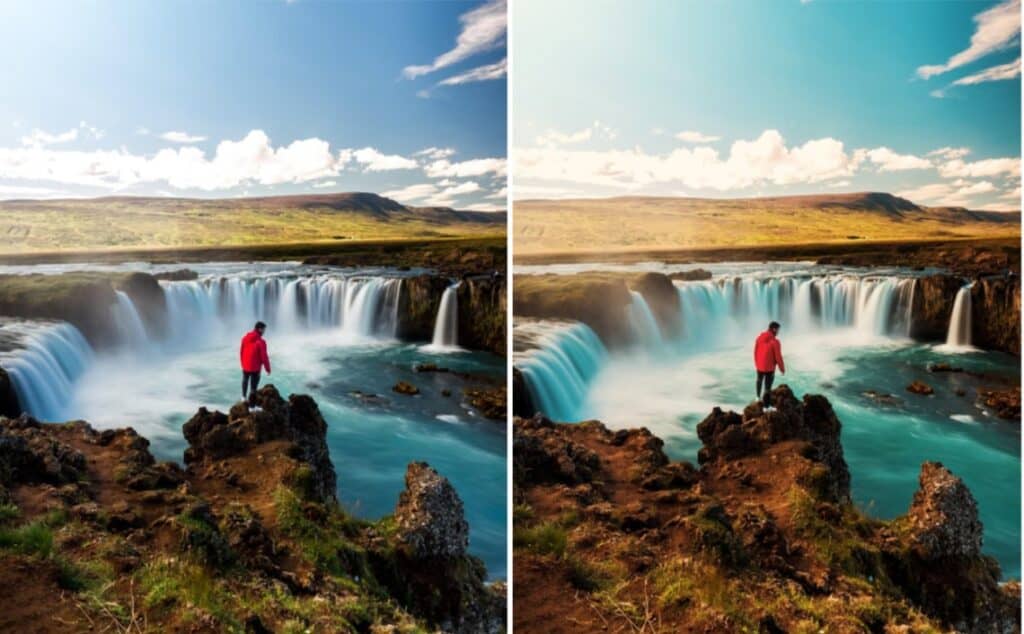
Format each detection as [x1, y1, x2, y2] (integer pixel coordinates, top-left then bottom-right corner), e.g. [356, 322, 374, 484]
[68, 333, 508, 579]
[582, 334, 1020, 579]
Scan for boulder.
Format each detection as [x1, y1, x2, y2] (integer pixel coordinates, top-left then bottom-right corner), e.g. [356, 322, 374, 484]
[0, 415, 87, 485]
[513, 415, 602, 486]
[394, 462, 469, 560]
[977, 386, 1021, 420]
[906, 462, 982, 560]
[668, 268, 713, 281]
[393, 381, 420, 395]
[906, 380, 934, 395]
[511, 367, 536, 418]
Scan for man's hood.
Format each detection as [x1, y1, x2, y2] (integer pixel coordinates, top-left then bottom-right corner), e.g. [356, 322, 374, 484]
[243, 330, 263, 343]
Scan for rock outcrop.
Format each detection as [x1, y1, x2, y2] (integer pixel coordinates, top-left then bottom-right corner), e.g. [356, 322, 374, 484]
[457, 274, 506, 355]
[0, 390, 504, 633]
[514, 273, 634, 346]
[972, 276, 1021, 355]
[0, 367, 20, 419]
[511, 367, 536, 418]
[513, 388, 1018, 633]
[183, 385, 336, 503]
[0, 273, 121, 347]
[395, 462, 469, 559]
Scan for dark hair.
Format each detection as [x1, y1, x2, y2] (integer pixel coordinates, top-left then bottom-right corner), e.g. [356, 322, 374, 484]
[769, 321, 781, 330]
[255, 321, 267, 331]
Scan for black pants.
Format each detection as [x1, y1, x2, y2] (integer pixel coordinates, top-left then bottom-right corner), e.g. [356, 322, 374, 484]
[242, 371, 261, 399]
[756, 371, 775, 406]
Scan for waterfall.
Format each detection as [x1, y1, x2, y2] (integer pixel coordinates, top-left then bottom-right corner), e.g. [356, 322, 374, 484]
[945, 284, 974, 347]
[1, 322, 94, 421]
[627, 291, 662, 346]
[112, 291, 149, 349]
[517, 322, 607, 421]
[431, 282, 462, 349]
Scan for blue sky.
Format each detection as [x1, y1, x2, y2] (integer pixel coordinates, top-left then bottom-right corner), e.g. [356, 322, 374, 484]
[0, 0, 507, 210]
[513, 0, 1021, 211]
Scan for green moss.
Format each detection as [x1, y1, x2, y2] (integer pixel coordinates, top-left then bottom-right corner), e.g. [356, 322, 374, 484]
[512, 521, 567, 557]
[176, 512, 235, 569]
[512, 503, 534, 523]
[0, 503, 20, 524]
[273, 486, 371, 584]
[138, 558, 242, 630]
[0, 520, 54, 557]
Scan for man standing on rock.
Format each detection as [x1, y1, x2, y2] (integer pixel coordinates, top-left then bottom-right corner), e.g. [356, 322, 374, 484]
[240, 321, 271, 403]
[754, 321, 785, 409]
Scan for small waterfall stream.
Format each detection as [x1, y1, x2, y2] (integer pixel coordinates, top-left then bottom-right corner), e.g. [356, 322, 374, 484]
[945, 284, 974, 348]
[431, 282, 462, 349]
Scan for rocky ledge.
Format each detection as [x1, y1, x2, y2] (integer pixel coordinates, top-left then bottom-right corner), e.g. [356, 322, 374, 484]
[0, 385, 504, 633]
[513, 386, 1019, 633]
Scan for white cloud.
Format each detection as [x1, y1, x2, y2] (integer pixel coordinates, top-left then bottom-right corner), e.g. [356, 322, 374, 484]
[21, 127, 78, 147]
[937, 156, 1021, 179]
[675, 130, 721, 144]
[916, 0, 1021, 79]
[349, 147, 418, 172]
[0, 184, 67, 198]
[517, 130, 860, 192]
[438, 57, 507, 86]
[424, 157, 507, 179]
[381, 183, 439, 202]
[402, 0, 506, 79]
[859, 147, 932, 171]
[485, 186, 507, 199]
[0, 129, 345, 191]
[898, 180, 999, 207]
[535, 121, 616, 147]
[952, 56, 1021, 85]
[312, 180, 337, 189]
[160, 131, 207, 144]
[928, 146, 971, 160]
[416, 147, 457, 160]
[465, 202, 505, 212]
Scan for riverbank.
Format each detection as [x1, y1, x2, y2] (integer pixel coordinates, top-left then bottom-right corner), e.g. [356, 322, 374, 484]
[0, 386, 504, 633]
[513, 387, 1019, 632]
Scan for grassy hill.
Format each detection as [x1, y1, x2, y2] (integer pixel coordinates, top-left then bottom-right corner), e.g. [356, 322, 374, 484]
[0, 192, 505, 253]
[513, 192, 1019, 256]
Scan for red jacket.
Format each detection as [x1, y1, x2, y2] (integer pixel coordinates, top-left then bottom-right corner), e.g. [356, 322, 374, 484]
[754, 330, 785, 373]
[240, 330, 271, 373]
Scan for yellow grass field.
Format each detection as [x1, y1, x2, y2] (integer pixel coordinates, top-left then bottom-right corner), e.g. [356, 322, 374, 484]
[513, 192, 1019, 257]
[0, 193, 505, 254]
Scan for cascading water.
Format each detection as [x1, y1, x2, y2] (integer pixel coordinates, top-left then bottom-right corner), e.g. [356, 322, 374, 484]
[516, 322, 608, 422]
[627, 291, 662, 346]
[112, 291, 150, 349]
[0, 321, 94, 421]
[430, 282, 462, 349]
[945, 283, 974, 348]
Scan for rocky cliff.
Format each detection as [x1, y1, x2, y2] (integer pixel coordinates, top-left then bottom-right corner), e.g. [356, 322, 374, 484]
[0, 273, 122, 347]
[513, 386, 1019, 633]
[0, 367, 19, 419]
[513, 273, 636, 346]
[0, 386, 504, 633]
[972, 276, 1021, 355]
[457, 275, 506, 355]
[396, 274, 450, 342]
[910, 274, 964, 341]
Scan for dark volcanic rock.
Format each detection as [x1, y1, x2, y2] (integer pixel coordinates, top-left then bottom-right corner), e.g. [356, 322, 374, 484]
[906, 462, 982, 560]
[152, 269, 199, 281]
[463, 386, 506, 420]
[395, 462, 469, 560]
[910, 274, 962, 341]
[0, 415, 87, 485]
[511, 367, 536, 418]
[668, 268, 713, 281]
[393, 381, 420, 395]
[457, 275, 506, 355]
[906, 380, 935, 395]
[513, 415, 602, 486]
[0, 366, 21, 418]
[396, 275, 449, 342]
[977, 386, 1021, 420]
[697, 387, 850, 502]
[182, 385, 336, 503]
[972, 276, 1021, 355]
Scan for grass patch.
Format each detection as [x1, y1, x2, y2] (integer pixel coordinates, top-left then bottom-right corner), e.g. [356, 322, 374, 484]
[138, 558, 241, 629]
[512, 521, 567, 557]
[0, 503, 20, 523]
[273, 486, 370, 584]
[0, 520, 54, 557]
